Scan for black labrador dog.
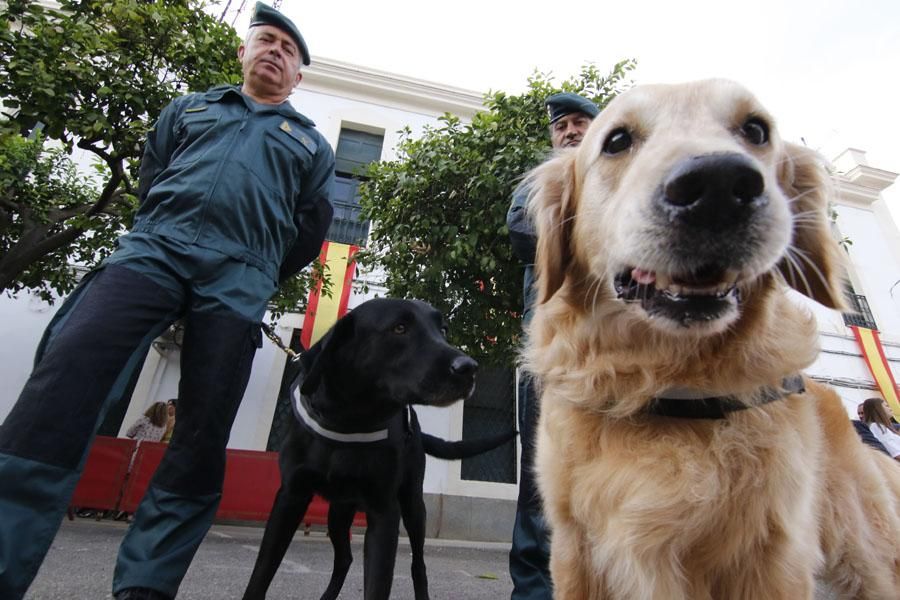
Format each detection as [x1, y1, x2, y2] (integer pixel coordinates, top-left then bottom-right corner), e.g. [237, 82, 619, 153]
[243, 298, 515, 600]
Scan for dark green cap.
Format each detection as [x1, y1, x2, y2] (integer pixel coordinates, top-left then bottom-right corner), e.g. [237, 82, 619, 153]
[248, 2, 310, 66]
[545, 92, 599, 124]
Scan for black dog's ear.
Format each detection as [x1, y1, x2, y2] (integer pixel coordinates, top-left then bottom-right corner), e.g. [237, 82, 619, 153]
[299, 312, 355, 396]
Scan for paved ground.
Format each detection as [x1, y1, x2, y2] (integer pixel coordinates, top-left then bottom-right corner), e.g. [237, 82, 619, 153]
[27, 518, 513, 599]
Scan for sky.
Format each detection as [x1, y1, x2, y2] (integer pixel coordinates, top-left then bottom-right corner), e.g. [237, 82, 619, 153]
[226, 0, 900, 218]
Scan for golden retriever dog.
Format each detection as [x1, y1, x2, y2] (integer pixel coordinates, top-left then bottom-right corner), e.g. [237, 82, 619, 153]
[524, 79, 900, 600]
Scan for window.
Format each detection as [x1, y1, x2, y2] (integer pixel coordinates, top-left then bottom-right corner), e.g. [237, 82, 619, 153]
[844, 292, 878, 330]
[461, 366, 517, 484]
[327, 128, 384, 246]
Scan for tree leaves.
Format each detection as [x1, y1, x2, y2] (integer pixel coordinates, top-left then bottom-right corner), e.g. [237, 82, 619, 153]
[0, 0, 242, 300]
[358, 61, 635, 366]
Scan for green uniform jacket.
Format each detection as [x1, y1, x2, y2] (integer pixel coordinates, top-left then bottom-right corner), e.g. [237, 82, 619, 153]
[507, 181, 537, 324]
[135, 85, 335, 282]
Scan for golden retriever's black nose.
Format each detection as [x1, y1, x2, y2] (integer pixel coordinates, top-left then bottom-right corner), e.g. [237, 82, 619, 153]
[662, 153, 765, 227]
[450, 356, 478, 376]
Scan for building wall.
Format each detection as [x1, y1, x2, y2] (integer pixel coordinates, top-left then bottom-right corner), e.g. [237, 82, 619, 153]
[801, 149, 900, 416]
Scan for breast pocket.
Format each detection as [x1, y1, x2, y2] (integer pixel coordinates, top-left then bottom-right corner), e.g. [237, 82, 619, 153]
[171, 113, 221, 167]
[261, 128, 314, 195]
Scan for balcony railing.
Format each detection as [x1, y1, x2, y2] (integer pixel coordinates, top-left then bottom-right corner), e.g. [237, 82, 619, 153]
[843, 293, 878, 330]
[326, 216, 369, 247]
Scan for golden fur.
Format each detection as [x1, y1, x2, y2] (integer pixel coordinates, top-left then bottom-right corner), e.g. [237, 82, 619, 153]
[525, 79, 900, 599]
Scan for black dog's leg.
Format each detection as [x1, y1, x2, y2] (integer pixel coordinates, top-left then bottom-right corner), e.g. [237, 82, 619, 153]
[243, 485, 314, 600]
[399, 489, 430, 600]
[319, 502, 357, 600]
[362, 507, 401, 600]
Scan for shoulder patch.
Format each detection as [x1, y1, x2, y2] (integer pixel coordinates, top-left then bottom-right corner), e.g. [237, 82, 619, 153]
[279, 121, 318, 154]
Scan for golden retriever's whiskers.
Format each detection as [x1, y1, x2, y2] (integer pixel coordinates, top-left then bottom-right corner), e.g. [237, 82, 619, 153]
[588, 278, 605, 320]
[779, 249, 808, 296]
[790, 213, 822, 226]
[784, 187, 819, 206]
[783, 247, 823, 299]
[786, 245, 834, 296]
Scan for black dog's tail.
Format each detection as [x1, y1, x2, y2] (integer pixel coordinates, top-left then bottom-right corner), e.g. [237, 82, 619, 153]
[421, 430, 517, 460]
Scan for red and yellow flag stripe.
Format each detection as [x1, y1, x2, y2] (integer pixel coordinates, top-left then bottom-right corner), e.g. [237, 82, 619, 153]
[850, 325, 900, 419]
[300, 241, 358, 349]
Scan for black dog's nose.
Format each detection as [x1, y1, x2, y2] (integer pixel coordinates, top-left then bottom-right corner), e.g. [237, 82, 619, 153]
[661, 153, 766, 229]
[450, 356, 478, 376]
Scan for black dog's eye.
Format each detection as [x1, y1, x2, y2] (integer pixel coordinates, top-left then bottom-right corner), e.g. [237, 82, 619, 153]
[393, 323, 407, 335]
[741, 117, 769, 146]
[602, 128, 632, 155]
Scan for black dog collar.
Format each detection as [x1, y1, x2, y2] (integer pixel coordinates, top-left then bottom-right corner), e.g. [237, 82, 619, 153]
[647, 374, 805, 419]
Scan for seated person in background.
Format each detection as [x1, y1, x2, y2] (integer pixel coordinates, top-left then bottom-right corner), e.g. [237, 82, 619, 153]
[859, 397, 900, 461]
[76, 402, 168, 520]
[853, 403, 890, 455]
[161, 399, 177, 443]
[125, 402, 168, 443]
[113, 402, 170, 522]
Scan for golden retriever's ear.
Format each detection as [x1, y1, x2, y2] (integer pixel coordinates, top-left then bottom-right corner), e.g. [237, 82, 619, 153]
[776, 143, 847, 310]
[527, 151, 578, 304]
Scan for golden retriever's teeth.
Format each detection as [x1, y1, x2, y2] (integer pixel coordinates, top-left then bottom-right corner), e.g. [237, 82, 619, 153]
[685, 286, 714, 296]
[655, 273, 671, 290]
[632, 268, 656, 285]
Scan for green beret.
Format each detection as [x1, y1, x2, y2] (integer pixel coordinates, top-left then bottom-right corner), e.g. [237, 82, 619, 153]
[248, 2, 310, 66]
[545, 92, 600, 124]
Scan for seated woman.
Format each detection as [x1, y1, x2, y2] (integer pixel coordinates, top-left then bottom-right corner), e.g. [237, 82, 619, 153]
[859, 397, 900, 461]
[125, 402, 168, 443]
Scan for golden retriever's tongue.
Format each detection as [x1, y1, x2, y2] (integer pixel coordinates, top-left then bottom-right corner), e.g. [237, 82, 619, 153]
[632, 268, 656, 285]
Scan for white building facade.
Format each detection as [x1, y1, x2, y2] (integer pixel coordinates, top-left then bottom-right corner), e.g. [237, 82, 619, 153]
[802, 148, 900, 413]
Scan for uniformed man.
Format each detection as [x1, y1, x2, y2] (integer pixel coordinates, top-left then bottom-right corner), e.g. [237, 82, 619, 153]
[507, 92, 599, 600]
[0, 4, 334, 599]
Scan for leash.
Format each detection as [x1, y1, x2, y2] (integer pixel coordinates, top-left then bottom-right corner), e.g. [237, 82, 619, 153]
[261, 323, 302, 362]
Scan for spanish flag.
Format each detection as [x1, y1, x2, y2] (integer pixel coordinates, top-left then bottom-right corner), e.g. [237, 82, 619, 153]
[850, 325, 900, 419]
[300, 241, 358, 349]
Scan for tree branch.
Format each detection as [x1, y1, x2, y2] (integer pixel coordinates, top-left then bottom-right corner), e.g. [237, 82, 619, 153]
[0, 225, 83, 290]
[76, 138, 113, 164]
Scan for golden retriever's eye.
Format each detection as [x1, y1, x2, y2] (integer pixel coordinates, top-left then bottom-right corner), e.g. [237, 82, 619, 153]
[602, 128, 632, 154]
[741, 118, 769, 146]
[393, 323, 407, 335]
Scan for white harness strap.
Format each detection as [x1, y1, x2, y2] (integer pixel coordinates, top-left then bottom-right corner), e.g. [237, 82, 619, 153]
[291, 387, 389, 443]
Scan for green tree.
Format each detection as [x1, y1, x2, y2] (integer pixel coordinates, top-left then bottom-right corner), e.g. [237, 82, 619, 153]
[0, 0, 328, 311]
[0, 132, 119, 300]
[0, 0, 241, 297]
[359, 61, 635, 365]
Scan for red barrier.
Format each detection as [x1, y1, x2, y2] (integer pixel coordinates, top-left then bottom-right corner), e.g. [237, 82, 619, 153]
[118, 440, 168, 513]
[217, 449, 282, 521]
[73, 436, 366, 531]
[70, 436, 135, 512]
